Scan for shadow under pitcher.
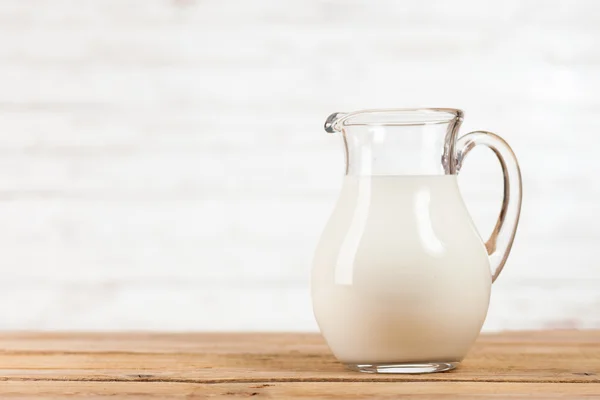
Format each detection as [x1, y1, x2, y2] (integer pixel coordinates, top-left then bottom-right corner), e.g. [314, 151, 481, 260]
[312, 108, 522, 374]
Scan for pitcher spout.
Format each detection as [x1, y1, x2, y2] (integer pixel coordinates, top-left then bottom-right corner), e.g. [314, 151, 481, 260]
[324, 112, 347, 133]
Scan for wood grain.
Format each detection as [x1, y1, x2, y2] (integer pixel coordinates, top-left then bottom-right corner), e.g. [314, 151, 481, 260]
[0, 331, 599, 398]
[1, 382, 600, 399]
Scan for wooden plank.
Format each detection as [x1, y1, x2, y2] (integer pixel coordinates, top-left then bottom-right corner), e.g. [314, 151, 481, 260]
[2, 330, 599, 353]
[0, 331, 598, 384]
[0, 381, 599, 399]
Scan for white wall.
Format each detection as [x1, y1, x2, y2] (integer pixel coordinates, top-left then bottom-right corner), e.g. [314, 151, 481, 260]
[0, 0, 598, 331]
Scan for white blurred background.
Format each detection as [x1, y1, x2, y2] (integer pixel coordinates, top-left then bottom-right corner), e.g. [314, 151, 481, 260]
[0, 0, 598, 331]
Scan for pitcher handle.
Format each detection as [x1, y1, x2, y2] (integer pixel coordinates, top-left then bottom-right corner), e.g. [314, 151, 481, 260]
[456, 131, 523, 283]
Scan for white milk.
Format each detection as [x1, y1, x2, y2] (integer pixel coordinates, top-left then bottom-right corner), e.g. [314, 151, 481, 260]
[312, 175, 491, 364]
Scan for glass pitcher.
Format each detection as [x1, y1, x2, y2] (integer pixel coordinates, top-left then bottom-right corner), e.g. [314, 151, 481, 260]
[312, 108, 522, 374]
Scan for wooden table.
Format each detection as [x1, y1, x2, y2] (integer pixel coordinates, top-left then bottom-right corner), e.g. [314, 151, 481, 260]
[1, 331, 598, 399]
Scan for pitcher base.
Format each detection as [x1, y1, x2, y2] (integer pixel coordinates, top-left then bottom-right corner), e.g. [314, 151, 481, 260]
[346, 361, 459, 374]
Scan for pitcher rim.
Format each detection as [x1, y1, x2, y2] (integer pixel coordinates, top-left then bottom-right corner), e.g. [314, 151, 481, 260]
[325, 108, 464, 133]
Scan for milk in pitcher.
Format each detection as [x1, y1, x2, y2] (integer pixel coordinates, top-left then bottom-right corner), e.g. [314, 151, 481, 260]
[312, 175, 491, 365]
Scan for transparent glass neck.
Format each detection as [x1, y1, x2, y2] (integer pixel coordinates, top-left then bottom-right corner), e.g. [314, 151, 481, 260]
[326, 109, 463, 176]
